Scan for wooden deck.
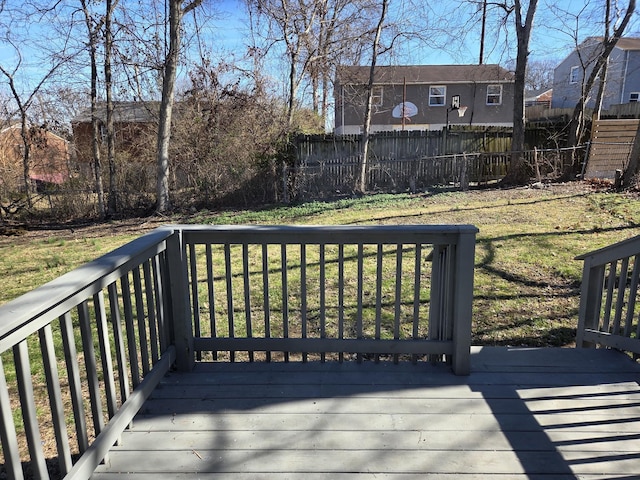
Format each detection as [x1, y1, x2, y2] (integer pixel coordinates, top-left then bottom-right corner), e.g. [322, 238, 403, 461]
[91, 346, 640, 479]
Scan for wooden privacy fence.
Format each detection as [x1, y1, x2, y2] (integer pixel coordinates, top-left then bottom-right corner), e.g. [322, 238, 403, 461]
[296, 129, 513, 165]
[576, 235, 640, 357]
[295, 147, 582, 198]
[584, 119, 640, 180]
[0, 224, 477, 479]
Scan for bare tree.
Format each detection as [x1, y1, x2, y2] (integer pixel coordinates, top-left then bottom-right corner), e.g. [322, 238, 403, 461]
[0, 6, 70, 208]
[357, 0, 387, 193]
[525, 58, 556, 91]
[500, 0, 539, 185]
[105, 0, 119, 215]
[156, 0, 204, 212]
[80, 0, 107, 217]
[567, 0, 635, 148]
[247, 0, 323, 128]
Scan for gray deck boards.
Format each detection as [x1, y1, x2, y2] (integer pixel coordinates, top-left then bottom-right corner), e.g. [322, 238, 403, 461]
[91, 347, 640, 479]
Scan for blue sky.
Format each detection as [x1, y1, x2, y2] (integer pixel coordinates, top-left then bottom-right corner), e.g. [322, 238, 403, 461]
[208, 0, 637, 67]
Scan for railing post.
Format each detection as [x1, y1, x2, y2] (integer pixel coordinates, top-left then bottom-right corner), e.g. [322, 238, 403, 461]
[166, 229, 195, 371]
[451, 230, 476, 375]
[576, 257, 605, 348]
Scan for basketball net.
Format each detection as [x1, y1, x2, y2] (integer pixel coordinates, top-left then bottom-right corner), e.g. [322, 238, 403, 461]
[457, 106, 468, 117]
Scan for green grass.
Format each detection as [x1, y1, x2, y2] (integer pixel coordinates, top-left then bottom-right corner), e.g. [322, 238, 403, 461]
[2, 184, 640, 347]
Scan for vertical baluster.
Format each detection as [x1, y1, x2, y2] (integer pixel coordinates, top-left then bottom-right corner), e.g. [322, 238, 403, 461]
[301, 244, 308, 362]
[281, 243, 289, 362]
[242, 243, 254, 361]
[188, 243, 201, 361]
[13, 340, 48, 479]
[121, 274, 140, 388]
[613, 257, 630, 335]
[412, 244, 422, 363]
[394, 244, 403, 364]
[132, 267, 151, 373]
[39, 324, 73, 475]
[375, 244, 383, 363]
[224, 243, 235, 362]
[0, 356, 24, 480]
[602, 261, 618, 332]
[93, 292, 117, 419]
[624, 255, 640, 338]
[206, 244, 217, 360]
[143, 260, 160, 364]
[428, 245, 445, 363]
[319, 244, 326, 363]
[153, 252, 168, 354]
[338, 243, 345, 363]
[78, 300, 105, 437]
[108, 283, 130, 403]
[443, 244, 454, 343]
[60, 312, 89, 453]
[262, 243, 271, 362]
[356, 243, 364, 363]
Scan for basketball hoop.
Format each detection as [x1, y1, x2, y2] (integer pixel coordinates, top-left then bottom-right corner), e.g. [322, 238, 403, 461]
[457, 106, 467, 117]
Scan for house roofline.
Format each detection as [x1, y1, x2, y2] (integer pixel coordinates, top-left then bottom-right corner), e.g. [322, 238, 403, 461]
[0, 123, 69, 145]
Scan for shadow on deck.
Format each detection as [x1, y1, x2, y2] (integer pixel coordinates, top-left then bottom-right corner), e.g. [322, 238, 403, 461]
[91, 346, 640, 479]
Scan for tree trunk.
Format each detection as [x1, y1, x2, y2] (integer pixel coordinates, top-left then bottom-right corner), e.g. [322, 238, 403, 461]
[357, 0, 387, 194]
[19, 115, 32, 208]
[81, 0, 106, 218]
[105, 0, 118, 215]
[157, 1, 181, 212]
[156, 0, 203, 213]
[501, 0, 538, 186]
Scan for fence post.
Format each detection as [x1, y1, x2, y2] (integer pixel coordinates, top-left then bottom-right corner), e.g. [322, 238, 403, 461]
[166, 229, 195, 371]
[576, 258, 605, 348]
[451, 228, 477, 375]
[460, 153, 469, 191]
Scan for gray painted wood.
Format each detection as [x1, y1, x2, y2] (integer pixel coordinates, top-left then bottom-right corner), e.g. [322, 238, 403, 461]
[14, 341, 48, 479]
[0, 356, 23, 480]
[39, 324, 73, 475]
[576, 234, 640, 355]
[91, 347, 640, 479]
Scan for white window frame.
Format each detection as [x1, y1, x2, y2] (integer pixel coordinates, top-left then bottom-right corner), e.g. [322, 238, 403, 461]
[372, 86, 383, 107]
[630, 92, 640, 102]
[429, 86, 446, 106]
[486, 84, 502, 105]
[569, 66, 580, 84]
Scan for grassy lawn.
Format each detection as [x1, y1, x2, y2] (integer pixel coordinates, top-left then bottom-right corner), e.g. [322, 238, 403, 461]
[2, 182, 640, 347]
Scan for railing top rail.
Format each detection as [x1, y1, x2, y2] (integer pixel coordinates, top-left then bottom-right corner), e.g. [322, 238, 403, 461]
[575, 234, 640, 265]
[175, 224, 479, 244]
[0, 227, 173, 351]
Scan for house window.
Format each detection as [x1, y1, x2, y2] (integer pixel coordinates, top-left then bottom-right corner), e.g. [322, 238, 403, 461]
[486, 85, 502, 105]
[630, 92, 640, 102]
[372, 86, 383, 106]
[569, 66, 579, 84]
[429, 86, 446, 106]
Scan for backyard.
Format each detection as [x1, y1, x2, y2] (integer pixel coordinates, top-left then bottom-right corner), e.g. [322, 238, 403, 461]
[2, 180, 640, 348]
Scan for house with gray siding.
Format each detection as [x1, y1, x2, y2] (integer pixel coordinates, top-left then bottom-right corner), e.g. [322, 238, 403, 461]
[552, 37, 640, 110]
[334, 65, 515, 135]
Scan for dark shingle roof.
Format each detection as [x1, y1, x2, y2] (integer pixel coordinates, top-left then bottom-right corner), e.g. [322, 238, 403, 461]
[72, 101, 159, 124]
[336, 64, 514, 85]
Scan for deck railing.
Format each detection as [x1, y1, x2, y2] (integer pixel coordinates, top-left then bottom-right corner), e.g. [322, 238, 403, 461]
[0, 224, 477, 479]
[177, 225, 477, 373]
[576, 235, 640, 357]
